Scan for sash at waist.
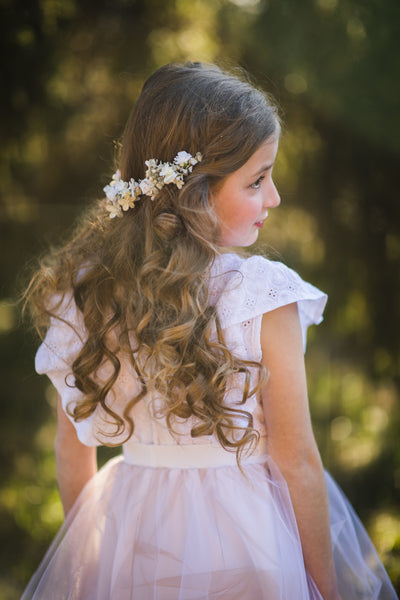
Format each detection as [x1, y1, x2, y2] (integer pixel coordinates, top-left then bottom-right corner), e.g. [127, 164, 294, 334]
[123, 438, 268, 468]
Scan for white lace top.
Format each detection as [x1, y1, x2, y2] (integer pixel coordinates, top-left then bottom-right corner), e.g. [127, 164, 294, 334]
[35, 253, 327, 448]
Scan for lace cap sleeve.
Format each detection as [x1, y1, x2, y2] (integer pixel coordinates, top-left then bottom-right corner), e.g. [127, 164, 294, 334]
[214, 255, 327, 352]
[35, 292, 99, 446]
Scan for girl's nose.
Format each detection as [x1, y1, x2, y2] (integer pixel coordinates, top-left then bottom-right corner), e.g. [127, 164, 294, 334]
[264, 180, 281, 208]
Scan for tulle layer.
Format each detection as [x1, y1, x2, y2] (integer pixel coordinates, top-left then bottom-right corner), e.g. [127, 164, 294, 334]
[22, 456, 397, 600]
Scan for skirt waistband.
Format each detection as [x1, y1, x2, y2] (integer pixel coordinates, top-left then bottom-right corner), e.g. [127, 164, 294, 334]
[122, 439, 268, 468]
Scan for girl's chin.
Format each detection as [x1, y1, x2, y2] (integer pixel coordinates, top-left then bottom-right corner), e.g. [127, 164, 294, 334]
[235, 232, 260, 248]
[244, 229, 260, 246]
[218, 228, 260, 248]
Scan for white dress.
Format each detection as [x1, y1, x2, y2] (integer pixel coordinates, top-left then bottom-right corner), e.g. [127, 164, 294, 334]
[22, 253, 397, 599]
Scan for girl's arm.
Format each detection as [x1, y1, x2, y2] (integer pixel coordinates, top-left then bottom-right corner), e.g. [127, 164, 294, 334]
[54, 393, 97, 517]
[261, 303, 339, 600]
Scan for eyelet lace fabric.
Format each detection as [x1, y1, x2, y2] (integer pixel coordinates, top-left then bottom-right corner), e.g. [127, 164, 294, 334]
[35, 253, 327, 446]
[209, 253, 327, 352]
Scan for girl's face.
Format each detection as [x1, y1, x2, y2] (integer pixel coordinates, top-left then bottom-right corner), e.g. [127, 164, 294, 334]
[211, 137, 280, 247]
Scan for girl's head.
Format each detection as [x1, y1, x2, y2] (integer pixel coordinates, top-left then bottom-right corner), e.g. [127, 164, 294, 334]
[117, 62, 280, 249]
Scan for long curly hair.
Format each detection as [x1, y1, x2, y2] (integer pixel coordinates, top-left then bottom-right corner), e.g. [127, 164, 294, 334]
[25, 62, 280, 458]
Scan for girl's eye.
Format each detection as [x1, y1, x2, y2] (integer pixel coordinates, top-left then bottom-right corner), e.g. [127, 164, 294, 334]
[250, 175, 265, 189]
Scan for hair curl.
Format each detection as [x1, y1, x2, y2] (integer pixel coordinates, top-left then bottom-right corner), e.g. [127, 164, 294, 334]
[25, 62, 280, 459]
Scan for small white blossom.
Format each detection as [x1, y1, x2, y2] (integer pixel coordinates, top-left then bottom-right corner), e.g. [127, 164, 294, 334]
[174, 151, 193, 166]
[128, 179, 141, 198]
[106, 202, 122, 218]
[139, 178, 156, 196]
[145, 159, 157, 169]
[159, 164, 178, 184]
[103, 184, 117, 202]
[114, 180, 127, 195]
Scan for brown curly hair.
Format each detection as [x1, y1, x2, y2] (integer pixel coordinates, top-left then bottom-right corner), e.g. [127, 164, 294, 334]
[25, 62, 280, 458]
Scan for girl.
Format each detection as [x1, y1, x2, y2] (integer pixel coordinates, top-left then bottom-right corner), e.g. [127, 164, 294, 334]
[23, 62, 396, 599]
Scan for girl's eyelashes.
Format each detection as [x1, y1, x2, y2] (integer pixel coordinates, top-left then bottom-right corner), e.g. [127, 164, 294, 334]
[250, 175, 265, 189]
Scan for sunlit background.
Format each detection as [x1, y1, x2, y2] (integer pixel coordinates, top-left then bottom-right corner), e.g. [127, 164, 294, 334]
[1, 0, 399, 597]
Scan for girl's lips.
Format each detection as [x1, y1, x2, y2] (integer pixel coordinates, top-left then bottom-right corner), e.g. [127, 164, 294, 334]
[255, 212, 268, 228]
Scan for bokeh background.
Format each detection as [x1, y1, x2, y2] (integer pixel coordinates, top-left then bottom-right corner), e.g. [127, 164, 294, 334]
[1, 0, 399, 596]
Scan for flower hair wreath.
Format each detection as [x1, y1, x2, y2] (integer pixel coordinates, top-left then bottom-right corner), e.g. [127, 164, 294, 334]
[103, 151, 202, 218]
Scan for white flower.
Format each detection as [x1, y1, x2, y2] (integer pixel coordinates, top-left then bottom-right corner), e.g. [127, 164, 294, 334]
[114, 180, 128, 195]
[105, 202, 122, 219]
[103, 184, 117, 202]
[144, 159, 158, 179]
[128, 179, 141, 199]
[174, 151, 193, 166]
[139, 178, 156, 196]
[159, 164, 178, 184]
[145, 159, 157, 169]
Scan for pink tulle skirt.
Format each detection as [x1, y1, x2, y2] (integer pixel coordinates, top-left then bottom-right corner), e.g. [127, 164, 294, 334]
[22, 450, 397, 599]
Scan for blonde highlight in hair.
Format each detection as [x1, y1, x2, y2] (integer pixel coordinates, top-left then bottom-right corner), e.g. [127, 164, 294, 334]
[25, 62, 280, 459]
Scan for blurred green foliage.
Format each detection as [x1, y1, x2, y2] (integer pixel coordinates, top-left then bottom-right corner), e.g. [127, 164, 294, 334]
[0, 0, 399, 596]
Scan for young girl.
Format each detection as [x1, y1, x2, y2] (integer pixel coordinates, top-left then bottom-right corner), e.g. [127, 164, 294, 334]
[23, 62, 396, 599]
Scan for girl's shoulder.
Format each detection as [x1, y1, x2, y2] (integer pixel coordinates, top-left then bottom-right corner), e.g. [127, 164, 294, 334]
[210, 252, 328, 351]
[35, 291, 85, 374]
